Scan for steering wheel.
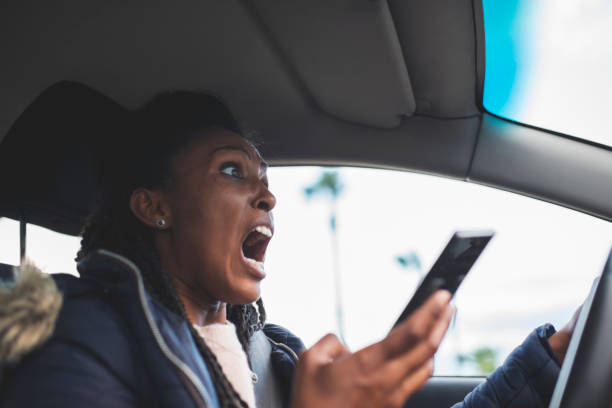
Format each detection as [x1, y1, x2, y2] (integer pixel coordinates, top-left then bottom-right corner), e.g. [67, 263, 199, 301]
[548, 251, 612, 407]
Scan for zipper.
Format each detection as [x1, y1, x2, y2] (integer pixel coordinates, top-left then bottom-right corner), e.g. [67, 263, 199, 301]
[265, 335, 300, 363]
[97, 250, 215, 408]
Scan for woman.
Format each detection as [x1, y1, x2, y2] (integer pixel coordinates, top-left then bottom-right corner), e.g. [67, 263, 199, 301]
[0, 88, 453, 408]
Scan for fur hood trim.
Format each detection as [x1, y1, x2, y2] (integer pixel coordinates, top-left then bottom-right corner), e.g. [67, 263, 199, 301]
[0, 263, 63, 380]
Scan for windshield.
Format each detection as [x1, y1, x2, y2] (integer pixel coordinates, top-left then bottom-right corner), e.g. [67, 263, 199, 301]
[482, 0, 612, 147]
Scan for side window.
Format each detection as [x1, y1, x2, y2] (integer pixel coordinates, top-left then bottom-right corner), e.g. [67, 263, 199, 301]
[0, 218, 20, 266]
[262, 166, 612, 376]
[0, 218, 80, 276]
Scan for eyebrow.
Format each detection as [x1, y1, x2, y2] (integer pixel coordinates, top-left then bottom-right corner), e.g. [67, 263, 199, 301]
[211, 145, 252, 160]
[211, 144, 269, 171]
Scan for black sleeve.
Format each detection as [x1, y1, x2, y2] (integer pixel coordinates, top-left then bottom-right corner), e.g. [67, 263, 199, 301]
[0, 338, 137, 408]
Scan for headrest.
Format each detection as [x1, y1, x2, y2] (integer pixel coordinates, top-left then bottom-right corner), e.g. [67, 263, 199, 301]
[0, 81, 127, 236]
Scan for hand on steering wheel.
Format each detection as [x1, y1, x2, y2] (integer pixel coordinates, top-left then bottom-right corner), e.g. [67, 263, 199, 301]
[548, 305, 582, 364]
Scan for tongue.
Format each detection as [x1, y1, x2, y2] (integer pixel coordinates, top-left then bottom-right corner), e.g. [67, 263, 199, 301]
[243, 232, 266, 261]
[244, 231, 263, 247]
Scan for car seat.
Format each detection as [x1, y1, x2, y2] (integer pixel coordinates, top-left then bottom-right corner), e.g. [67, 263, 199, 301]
[0, 81, 127, 239]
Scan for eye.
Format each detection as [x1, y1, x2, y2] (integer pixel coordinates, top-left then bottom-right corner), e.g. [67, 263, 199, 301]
[220, 163, 243, 179]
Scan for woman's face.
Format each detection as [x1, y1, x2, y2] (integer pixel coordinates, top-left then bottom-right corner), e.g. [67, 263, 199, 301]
[161, 128, 275, 305]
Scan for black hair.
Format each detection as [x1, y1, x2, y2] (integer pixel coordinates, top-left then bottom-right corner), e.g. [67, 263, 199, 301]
[77, 91, 265, 408]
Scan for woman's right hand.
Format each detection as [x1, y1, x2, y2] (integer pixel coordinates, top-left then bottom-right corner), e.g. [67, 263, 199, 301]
[290, 290, 454, 408]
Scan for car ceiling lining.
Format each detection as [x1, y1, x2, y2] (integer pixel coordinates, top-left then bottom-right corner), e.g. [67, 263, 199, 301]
[0, 0, 481, 139]
[245, 0, 416, 128]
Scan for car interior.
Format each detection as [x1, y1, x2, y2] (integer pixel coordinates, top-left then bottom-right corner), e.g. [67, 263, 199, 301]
[1, 1, 611, 407]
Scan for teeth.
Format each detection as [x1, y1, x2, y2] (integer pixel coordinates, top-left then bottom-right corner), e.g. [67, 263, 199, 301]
[254, 225, 272, 238]
[244, 257, 265, 272]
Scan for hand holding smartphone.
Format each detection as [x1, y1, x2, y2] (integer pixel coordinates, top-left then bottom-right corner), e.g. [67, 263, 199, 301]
[391, 230, 494, 331]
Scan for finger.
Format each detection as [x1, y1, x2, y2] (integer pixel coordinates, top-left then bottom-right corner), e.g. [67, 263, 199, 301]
[375, 304, 453, 387]
[382, 290, 451, 359]
[388, 359, 435, 408]
[353, 292, 451, 373]
[428, 304, 455, 348]
[302, 333, 350, 367]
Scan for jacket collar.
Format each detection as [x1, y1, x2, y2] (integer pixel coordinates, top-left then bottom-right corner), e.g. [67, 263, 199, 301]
[77, 249, 138, 284]
[76, 249, 220, 408]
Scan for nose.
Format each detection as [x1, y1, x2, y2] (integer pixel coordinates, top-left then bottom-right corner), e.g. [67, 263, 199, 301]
[253, 184, 276, 212]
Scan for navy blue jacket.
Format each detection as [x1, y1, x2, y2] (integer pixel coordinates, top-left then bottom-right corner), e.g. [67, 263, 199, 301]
[0, 250, 301, 408]
[452, 324, 561, 408]
[262, 324, 304, 406]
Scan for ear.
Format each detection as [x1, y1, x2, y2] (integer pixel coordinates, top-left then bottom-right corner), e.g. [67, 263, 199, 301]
[129, 187, 172, 229]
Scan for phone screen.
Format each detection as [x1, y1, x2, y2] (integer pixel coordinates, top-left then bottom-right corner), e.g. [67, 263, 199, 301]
[391, 230, 494, 331]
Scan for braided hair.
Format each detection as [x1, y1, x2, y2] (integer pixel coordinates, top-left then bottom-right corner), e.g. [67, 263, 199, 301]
[76, 91, 266, 407]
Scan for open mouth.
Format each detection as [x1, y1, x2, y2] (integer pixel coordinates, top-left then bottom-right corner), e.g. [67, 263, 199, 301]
[241, 225, 272, 273]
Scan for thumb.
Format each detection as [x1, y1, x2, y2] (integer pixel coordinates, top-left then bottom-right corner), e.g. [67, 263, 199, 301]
[303, 333, 350, 366]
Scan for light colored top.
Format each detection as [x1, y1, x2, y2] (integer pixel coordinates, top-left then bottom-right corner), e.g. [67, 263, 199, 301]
[193, 322, 256, 408]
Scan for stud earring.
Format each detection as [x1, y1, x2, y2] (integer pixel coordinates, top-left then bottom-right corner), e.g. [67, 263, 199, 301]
[156, 219, 166, 228]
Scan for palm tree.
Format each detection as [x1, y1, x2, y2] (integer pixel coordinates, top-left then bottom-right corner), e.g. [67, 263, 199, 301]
[395, 251, 422, 278]
[304, 170, 346, 342]
[457, 347, 498, 375]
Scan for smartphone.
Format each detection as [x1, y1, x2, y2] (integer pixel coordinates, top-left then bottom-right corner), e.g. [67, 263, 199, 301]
[391, 230, 494, 330]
